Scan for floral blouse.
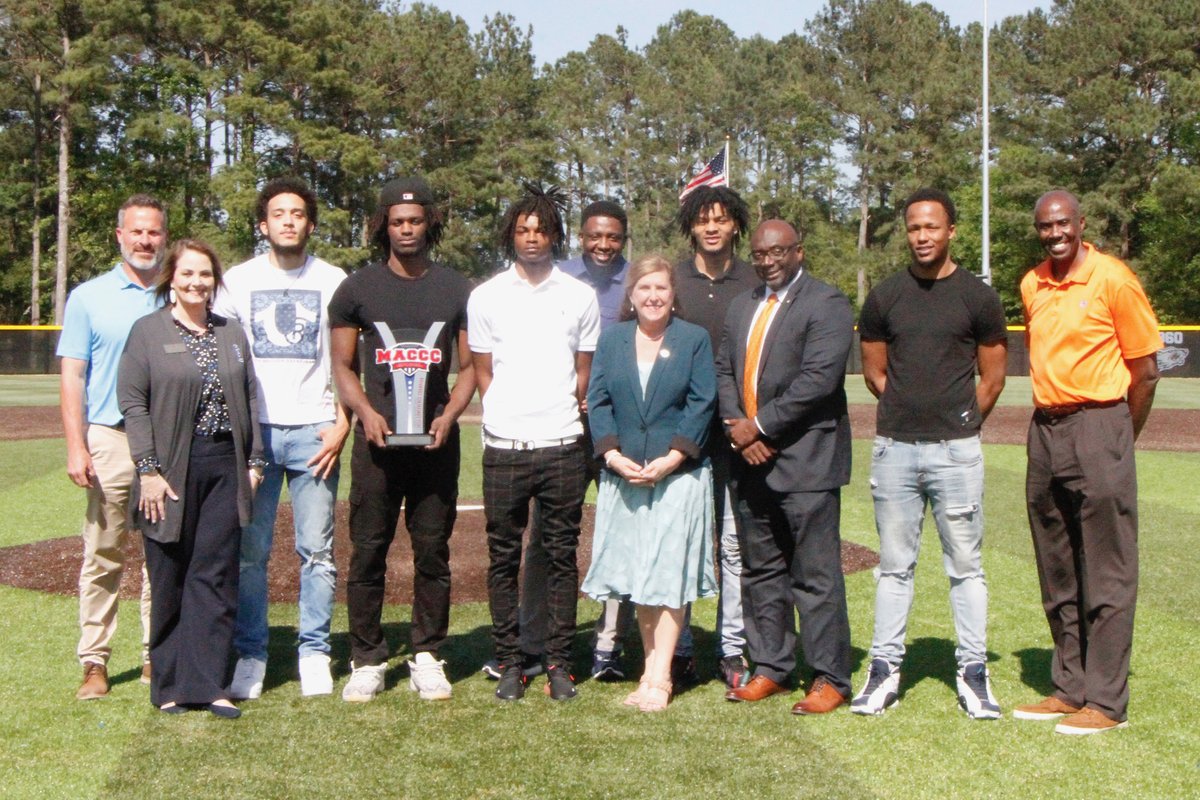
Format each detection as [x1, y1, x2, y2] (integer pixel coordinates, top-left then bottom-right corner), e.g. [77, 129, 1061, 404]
[134, 316, 267, 475]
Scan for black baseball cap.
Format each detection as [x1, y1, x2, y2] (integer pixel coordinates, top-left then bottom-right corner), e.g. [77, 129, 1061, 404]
[379, 177, 434, 207]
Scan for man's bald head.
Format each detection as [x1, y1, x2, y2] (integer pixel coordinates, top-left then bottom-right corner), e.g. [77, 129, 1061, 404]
[1034, 190, 1086, 272]
[755, 219, 798, 241]
[1034, 189, 1080, 220]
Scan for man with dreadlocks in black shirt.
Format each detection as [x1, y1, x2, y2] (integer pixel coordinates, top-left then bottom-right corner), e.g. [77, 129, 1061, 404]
[467, 184, 601, 701]
[669, 185, 758, 692]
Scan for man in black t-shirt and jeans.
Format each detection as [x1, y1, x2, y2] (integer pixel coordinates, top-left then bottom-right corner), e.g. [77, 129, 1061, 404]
[328, 177, 475, 703]
[852, 188, 1008, 719]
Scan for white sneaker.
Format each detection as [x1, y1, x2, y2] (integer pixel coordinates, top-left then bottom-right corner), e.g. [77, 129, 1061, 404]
[408, 652, 452, 701]
[956, 661, 1001, 720]
[342, 662, 386, 703]
[230, 657, 267, 700]
[850, 657, 901, 716]
[299, 653, 333, 697]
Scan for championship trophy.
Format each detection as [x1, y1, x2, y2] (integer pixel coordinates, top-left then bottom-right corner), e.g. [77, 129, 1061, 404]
[372, 321, 445, 446]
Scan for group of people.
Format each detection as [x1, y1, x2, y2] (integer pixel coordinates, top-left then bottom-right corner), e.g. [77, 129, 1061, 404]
[59, 176, 1160, 734]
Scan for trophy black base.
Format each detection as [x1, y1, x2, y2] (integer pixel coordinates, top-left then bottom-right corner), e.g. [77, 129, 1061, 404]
[386, 433, 433, 447]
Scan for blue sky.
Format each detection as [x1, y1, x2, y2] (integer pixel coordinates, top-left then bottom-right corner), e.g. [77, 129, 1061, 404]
[436, 0, 1052, 64]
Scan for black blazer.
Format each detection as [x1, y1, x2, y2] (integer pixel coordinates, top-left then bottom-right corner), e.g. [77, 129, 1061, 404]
[587, 317, 716, 467]
[118, 306, 263, 543]
[715, 270, 853, 492]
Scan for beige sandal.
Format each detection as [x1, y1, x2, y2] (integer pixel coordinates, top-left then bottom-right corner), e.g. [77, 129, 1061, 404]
[623, 681, 649, 707]
[639, 680, 672, 712]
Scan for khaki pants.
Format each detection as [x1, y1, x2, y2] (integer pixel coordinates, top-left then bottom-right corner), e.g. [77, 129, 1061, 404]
[77, 424, 151, 666]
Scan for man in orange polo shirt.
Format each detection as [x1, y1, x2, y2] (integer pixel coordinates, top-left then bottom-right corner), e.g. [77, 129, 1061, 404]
[1013, 189, 1161, 735]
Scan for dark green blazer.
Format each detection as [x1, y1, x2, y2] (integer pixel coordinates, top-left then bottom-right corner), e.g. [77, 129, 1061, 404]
[587, 317, 716, 467]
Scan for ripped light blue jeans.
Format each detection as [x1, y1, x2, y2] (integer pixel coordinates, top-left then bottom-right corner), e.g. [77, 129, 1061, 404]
[234, 423, 338, 661]
[868, 435, 987, 668]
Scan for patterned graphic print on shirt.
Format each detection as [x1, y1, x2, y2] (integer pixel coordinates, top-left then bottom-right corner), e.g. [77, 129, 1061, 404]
[249, 288, 321, 360]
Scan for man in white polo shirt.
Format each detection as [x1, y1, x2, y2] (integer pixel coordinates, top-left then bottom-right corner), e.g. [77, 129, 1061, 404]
[468, 184, 600, 702]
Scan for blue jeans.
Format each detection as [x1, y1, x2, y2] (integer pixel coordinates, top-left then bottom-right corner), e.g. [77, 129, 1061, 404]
[868, 435, 987, 668]
[234, 423, 338, 661]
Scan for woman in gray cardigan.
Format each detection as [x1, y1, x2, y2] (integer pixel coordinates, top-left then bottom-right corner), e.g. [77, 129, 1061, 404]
[118, 239, 264, 718]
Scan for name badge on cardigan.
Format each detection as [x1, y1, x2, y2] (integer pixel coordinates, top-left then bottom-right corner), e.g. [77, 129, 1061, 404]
[162, 343, 187, 353]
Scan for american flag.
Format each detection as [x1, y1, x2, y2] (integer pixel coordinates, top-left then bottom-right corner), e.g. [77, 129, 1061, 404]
[679, 145, 728, 201]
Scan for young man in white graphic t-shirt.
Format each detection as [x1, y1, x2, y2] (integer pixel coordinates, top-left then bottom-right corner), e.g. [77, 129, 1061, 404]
[213, 177, 348, 699]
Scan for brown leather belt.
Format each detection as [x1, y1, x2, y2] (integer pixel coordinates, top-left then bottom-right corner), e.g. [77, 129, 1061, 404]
[1034, 398, 1124, 421]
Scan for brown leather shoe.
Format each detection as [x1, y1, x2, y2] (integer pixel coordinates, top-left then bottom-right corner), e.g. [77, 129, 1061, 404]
[1054, 706, 1128, 735]
[1013, 696, 1081, 721]
[725, 674, 789, 702]
[141, 660, 152, 685]
[791, 676, 846, 715]
[76, 662, 109, 700]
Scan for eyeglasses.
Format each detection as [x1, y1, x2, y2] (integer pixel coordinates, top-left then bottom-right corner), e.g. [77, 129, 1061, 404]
[750, 243, 798, 263]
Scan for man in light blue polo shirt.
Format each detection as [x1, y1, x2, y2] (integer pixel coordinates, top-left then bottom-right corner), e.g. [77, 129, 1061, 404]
[58, 194, 166, 700]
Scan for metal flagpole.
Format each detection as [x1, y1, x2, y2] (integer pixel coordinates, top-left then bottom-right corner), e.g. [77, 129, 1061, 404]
[725, 136, 732, 189]
[981, 0, 992, 285]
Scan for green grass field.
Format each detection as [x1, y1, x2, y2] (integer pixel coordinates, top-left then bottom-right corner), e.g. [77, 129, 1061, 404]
[2, 426, 1199, 799]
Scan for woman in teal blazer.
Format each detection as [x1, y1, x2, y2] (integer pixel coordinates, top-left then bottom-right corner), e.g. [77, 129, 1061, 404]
[582, 254, 717, 711]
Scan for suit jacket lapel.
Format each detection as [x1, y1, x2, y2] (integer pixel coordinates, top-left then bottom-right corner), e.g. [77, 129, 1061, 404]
[616, 325, 649, 423]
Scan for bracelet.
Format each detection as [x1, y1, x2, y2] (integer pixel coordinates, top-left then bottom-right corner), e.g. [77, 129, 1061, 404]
[135, 457, 162, 475]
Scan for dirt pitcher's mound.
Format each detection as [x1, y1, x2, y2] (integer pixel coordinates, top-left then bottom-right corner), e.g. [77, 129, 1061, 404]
[0, 504, 878, 602]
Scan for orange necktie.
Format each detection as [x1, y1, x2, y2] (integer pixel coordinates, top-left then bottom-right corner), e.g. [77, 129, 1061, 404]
[743, 293, 778, 419]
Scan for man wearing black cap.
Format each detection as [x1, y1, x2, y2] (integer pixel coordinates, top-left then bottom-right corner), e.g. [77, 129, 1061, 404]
[328, 177, 475, 702]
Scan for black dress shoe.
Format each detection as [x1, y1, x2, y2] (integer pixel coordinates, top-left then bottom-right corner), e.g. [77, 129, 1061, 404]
[159, 703, 188, 715]
[495, 664, 528, 701]
[544, 665, 578, 701]
[208, 702, 242, 719]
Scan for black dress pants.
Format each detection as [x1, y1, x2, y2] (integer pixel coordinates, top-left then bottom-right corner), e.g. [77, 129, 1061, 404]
[735, 479, 852, 695]
[143, 434, 240, 708]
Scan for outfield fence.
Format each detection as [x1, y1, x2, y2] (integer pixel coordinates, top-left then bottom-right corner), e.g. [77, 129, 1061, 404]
[4, 325, 1199, 377]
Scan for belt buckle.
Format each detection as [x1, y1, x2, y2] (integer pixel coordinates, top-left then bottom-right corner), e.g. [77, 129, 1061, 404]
[516, 439, 535, 451]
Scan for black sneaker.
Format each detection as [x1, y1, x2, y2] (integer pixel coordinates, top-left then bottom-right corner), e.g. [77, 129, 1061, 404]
[591, 649, 625, 682]
[482, 652, 544, 681]
[719, 654, 751, 690]
[544, 665, 578, 701]
[670, 655, 699, 688]
[495, 664, 528, 701]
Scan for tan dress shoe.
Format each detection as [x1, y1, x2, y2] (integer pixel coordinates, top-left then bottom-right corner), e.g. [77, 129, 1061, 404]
[725, 674, 789, 702]
[791, 676, 846, 715]
[1013, 696, 1081, 720]
[1054, 707, 1128, 735]
[76, 662, 109, 700]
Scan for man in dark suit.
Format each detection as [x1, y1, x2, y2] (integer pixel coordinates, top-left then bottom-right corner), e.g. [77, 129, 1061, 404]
[716, 219, 854, 715]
